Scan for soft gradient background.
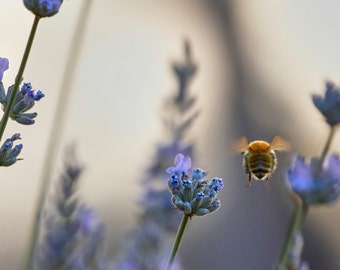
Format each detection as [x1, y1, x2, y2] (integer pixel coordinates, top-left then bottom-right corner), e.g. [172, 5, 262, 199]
[1, 1, 340, 269]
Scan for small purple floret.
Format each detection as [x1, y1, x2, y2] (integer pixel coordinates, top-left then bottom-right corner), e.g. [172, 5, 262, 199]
[0, 58, 9, 81]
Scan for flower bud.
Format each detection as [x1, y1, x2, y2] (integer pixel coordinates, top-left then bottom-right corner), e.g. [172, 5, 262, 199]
[23, 0, 63, 17]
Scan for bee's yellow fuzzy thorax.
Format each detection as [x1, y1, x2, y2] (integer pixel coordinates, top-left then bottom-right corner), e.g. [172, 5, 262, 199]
[248, 141, 271, 152]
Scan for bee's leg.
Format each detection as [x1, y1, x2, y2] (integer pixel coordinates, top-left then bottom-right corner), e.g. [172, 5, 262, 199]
[244, 174, 252, 188]
[265, 178, 271, 189]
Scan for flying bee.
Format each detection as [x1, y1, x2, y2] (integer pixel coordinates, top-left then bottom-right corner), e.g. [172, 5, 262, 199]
[233, 136, 290, 189]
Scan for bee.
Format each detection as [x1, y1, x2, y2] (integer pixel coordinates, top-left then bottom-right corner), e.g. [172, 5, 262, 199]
[233, 136, 290, 189]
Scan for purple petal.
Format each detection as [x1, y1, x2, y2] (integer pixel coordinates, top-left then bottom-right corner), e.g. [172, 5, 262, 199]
[0, 58, 9, 81]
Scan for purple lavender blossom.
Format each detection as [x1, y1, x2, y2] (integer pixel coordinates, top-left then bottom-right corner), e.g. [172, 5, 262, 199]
[167, 153, 224, 216]
[23, 0, 63, 17]
[166, 153, 192, 175]
[145, 141, 193, 182]
[312, 81, 340, 126]
[287, 154, 340, 205]
[0, 82, 44, 125]
[0, 57, 9, 81]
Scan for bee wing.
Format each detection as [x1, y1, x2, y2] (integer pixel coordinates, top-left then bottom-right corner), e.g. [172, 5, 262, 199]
[270, 135, 291, 151]
[231, 137, 249, 153]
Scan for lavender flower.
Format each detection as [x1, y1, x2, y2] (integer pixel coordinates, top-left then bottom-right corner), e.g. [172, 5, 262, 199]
[145, 141, 193, 183]
[167, 153, 223, 216]
[0, 133, 23, 166]
[114, 221, 168, 270]
[172, 40, 197, 107]
[0, 57, 9, 81]
[23, 0, 63, 17]
[0, 82, 44, 125]
[312, 81, 340, 126]
[36, 151, 107, 270]
[287, 154, 340, 205]
[73, 206, 107, 270]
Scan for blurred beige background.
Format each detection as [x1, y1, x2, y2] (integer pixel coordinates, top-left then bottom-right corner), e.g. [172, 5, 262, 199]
[1, 1, 340, 269]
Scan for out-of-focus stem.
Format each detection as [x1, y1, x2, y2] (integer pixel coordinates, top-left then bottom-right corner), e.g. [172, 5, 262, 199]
[21, 1, 93, 269]
[277, 195, 308, 270]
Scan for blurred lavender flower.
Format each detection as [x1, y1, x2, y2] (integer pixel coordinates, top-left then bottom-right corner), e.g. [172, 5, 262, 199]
[287, 154, 340, 205]
[0, 133, 23, 166]
[0, 57, 9, 81]
[286, 231, 310, 270]
[71, 205, 108, 270]
[172, 40, 197, 108]
[36, 149, 107, 270]
[114, 39, 199, 270]
[0, 82, 44, 125]
[24, 0, 63, 17]
[312, 81, 340, 126]
[167, 153, 223, 216]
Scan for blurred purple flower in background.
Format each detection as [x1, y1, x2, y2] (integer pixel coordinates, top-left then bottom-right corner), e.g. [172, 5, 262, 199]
[287, 154, 340, 205]
[287, 231, 310, 270]
[36, 148, 108, 270]
[313, 81, 340, 126]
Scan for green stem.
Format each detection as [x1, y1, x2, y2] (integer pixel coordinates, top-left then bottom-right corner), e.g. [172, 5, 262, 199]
[0, 16, 40, 141]
[317, 126, 335, 175]
[166, 214, 190, 270]
[21, 2, 93, 269]
[277, 195, 308, 270]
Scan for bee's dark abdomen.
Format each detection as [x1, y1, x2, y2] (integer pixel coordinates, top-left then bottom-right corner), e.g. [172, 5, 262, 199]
[244, 151, 277, 180]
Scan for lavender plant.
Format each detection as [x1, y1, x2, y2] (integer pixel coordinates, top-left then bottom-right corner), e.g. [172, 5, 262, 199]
[166, 153, 224, 269]
[113, 40, 199, 270]
[0, 0, 62, 142]
[0, 2, 67, 269]
[9, 2, 340, 269]
[35, 148, 107, 270]
[277, 81, 340, 270]
[0, 3, 56, 266]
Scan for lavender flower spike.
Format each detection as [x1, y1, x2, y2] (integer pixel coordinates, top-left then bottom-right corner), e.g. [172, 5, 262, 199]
[287, 154, 340, 205]
[167, 153, 223, 217]
[0, 58, 9, 82]
[312, 81, 340, 126]
[36, 150, 107, 270]
[23, 0, 63, 17]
